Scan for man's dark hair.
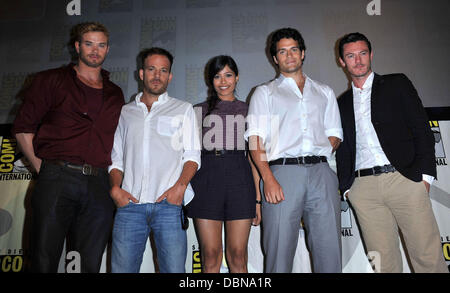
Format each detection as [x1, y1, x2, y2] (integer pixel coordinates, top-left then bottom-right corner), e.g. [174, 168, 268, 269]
[269, 27, 306, 59]
[338, 32, 372, 59]
[139, 47, 174, 72]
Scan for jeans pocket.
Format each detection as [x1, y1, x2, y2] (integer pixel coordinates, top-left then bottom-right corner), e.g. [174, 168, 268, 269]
[38, 160, 63, 181]
[162, 198, 182, 207]
[117, 201, 134, 209]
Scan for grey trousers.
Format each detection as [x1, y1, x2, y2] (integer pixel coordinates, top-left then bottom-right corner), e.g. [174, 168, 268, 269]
[261, 162, 342, 273]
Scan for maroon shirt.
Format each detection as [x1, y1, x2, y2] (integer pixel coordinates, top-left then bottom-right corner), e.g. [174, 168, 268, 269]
[12, 63, 124, 168]
[194, 99, 249, 151]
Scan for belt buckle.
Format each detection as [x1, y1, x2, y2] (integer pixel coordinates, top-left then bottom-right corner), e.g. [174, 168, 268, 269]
[373, 166, 383, 176]
[386, 165, 395, 173]
[299, 156, 314, 166]
[82, 164, 93, 176]
[373, 165, 390, 176]
[215, 150, 221, 157]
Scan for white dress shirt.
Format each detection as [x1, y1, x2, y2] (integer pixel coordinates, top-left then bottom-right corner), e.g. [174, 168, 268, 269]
[353, 72, 391, 170]
[352, 72, 433, 184]
[109, 92, 201, 204]
[244, 74, 343, 161]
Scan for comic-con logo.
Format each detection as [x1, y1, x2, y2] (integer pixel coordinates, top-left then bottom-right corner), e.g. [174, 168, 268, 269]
[191, 246, 229, 273]
[0, 254, 24, 273]
[192, 249, 202, 273]
[0, 135, 33, 179]
[0, 137, 16, 173]
[430, 121, 447, 166]
[442, 238, 450, 262]
[442, 237, 450, 271]
[341, 200, 353, 237]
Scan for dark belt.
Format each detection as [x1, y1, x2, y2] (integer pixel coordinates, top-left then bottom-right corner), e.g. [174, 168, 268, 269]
[46, 160, 104, 176]
[269, 156, 327, 166]
[355, 164, 396, 177]
[202, 150, 246, 157]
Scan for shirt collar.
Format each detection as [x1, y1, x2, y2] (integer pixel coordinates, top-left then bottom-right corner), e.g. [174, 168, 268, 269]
[135, 91, 169, 106]
[276, 73, 309, 87]
[352, 71, 374, 92]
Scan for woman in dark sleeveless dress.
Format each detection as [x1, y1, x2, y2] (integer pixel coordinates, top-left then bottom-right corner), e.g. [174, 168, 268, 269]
[186, 55, 261, 273]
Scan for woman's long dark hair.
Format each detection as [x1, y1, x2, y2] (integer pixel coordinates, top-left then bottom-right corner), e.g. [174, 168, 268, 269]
[205, 55, 239, 116]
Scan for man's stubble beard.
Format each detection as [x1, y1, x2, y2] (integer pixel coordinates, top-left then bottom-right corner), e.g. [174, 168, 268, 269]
[78, 49, 106, 68]
[144, 81, 168, 96]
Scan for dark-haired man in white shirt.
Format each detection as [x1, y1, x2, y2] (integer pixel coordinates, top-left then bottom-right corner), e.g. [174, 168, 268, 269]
[336, 32, 447, 273]
[109, 47, 201, 273]
[246, 28, 343, 273]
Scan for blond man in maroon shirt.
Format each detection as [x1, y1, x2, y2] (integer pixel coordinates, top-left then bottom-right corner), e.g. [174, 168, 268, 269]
[13, 22, 124, 273]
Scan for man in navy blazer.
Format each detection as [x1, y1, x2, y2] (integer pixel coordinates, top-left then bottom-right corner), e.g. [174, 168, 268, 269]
[335, 32, 447, 273]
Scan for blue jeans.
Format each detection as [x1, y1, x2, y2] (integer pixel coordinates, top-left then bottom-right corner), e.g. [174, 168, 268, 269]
[111, 200, 187, 273]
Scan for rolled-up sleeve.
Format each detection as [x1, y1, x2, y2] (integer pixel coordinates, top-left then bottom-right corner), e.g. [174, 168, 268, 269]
[108, 112, 125, 173]
[181, 105, 201, 170]
[324, 87, 343, 141]
[244, 86, 270, 143]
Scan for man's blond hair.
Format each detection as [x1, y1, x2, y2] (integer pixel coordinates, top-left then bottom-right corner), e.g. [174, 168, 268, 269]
[72, 22, 109, 44]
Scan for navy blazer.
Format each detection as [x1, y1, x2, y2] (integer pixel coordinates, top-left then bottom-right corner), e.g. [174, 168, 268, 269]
[335, 73, 436, 193]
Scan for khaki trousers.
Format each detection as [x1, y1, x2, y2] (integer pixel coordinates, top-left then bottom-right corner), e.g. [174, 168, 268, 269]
[348, 171, 448, 273]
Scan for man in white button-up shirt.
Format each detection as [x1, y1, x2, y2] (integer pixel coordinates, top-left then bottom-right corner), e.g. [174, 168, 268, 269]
[336, 33, 447, 273]
[245, 28, 343, 273]
[108, 48, 201, 273]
